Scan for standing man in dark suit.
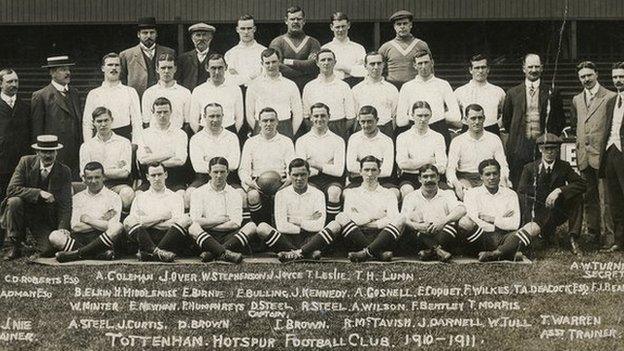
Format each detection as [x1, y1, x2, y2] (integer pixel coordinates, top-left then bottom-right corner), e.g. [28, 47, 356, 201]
[570, 61, 616, 247]
[0, 135, 72, 259]
[517, 133, 586, 255]
[0, 68, 31, 205]
[502, 53, 565, 187]
[119, 17, 176, 98]
[176, 23, 216, 92]
[31, 56, 82, 177]
[600, 62, 624, 252]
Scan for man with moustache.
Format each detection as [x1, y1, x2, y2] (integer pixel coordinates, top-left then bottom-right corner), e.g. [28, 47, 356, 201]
[352, 51, 399, 138]
[570, 61, 616, 248]
[402, 164, 466, 262]
[142, 53, 191, 131]
[454, 54, 506, 135]
[119, 17, 175, 97]
[83, 53, 142, 142]
[176, 23, 216, 92]
[31, 56, 83, 177]
[225, 14, 267, 88]
[0, 68, 31, 205]
[302, 48, 356, 140]
[321, 12, 366, 87]
[0, 135, 72, 259]
[502, 53, 565, 187]
[378, 10, 430, 89]
[189, 54, 244, 134]
[270, 5, 321, 92]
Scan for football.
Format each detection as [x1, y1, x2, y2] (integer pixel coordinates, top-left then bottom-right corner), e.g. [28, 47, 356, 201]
[256, 170, 283, 195]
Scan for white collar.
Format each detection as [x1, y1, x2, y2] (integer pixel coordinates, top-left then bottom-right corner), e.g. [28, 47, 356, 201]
[331, 37, 351, 45]
[101, 81, 122, 88]
[541, 160, 555, 172]
[0, 92, 15, 104]
[525, 79, 540, 89]
[140, 43, 156, 52]
[585, 83, 600, 96]
[196, 47, 209, 56]
[39, 161, 53, 173]
[51, 80, 69, 92]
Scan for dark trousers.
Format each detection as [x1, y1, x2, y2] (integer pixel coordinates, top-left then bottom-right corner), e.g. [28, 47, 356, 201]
[2, 197, 55, 254]
[605, 146, 624, 243]
[519, 193, 583, 240]
[581, 167, 613, 238]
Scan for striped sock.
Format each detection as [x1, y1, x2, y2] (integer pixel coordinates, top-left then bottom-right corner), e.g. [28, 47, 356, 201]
[196, 231, 225, 256]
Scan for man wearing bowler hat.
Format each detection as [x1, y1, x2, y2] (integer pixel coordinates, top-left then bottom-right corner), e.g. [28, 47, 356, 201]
[176, 22, 216, 92]
[119, 17, 176, 97]
[0, 135, 72, 260]
[31, 55, 83, 177]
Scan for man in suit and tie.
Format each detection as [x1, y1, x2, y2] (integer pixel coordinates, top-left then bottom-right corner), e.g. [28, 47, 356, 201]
[31, 56, 83, 177]
[517, 133, 586, 255]
[176, 23, 216, 92]
[570, 61, 616, 247]
[0, 135, 72, 260]
[600, 62, 624, 252]
[502, 53, 566, 187]
[119, 17, 176, 97]
[0, 69, 31, 206]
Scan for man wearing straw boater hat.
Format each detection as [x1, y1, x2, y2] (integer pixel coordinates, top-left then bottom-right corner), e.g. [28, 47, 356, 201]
[31, 55, 83, 178]
[0, 135, 72, 260]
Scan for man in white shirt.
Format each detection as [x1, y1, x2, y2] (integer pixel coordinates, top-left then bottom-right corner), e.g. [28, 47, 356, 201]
[188, 157, 257, 263]
[302, 48, 356, 141]
[454, 54, 506, 135]
[396, 100, 447, 198]
[239, 107, 295, 223]
[225, 14, 267, 88]
[256, 159, 326, 258]
[137, 97, 188, 197]
[352, 51, 399, 138]
[79, 107, 134, 212]
[447, 104, 510, 200]
[83, 53, 142, 143]
[190, 54, 244, 134]
[246, 48, 303, 139]
[321, 12, 366, 87]
[402, 164, 466, 261]
[123, 163, 192, 262]
[459, 159, 539, 261]
[397, 50, 461, 148]
[50, 162, 123, 262]
[142, 54, 191, 131]
[295, 103, 345, 222]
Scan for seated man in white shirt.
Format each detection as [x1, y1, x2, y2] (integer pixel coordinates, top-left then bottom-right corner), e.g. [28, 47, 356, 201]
[295, 102, 345, 222]
[50, 162, 124, 262]
[137, 97, 188, 197]
[447, 104, 510, 200]
[239, 107, 295, 223]
[187, 157, 257, 263]
[123, 163, 192, 262]
[396, 101, 447, 198]
[279, 156, 405, 262]
[79, 106, 134, 212]
[459, 159, 539, 262]
[256, 158, 326, 258]
[401, 164, 465, 262]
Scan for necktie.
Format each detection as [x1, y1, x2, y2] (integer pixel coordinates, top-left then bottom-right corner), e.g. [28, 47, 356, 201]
[8, 97, 15, 108]
[618, 95, 623, 109]
[61, 88, 68, 97]
[529, 84, 536, 97]
[41, 168, 49, 180]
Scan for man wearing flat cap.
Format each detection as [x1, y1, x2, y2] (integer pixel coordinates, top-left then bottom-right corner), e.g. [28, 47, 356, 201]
[119, 17, 176, 97]
[0, 135, 72, 260]
[517, 133, 586, 255]
[31, 56, 83, 177]
[176, 22, 216, 91]
[378, 10, 430, 89]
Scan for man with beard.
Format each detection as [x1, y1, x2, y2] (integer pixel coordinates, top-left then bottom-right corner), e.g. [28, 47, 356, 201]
[31, 56, 82, 177]
[49, 161, 124, 262]
[401, 164, 466, 261]
[502, 53, 565, 187]
[0, 135, 72, 259]
[83, 53, 142, 142]
[570, 61, 616, 248]
[269, 5, 321, 92]
[176, 23, 216, 92]
[225, 14, 267, 88]
[378, 10, 430, 89]
[0, 68, 30, 205]
[321, 12, 366, 86]
[119, 17, 175, 97]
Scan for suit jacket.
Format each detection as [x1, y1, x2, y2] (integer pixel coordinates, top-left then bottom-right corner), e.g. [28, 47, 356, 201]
[0, 97, 31, 175]
[31, 84, 82, 173]
[502, 82, 566, 158]
[0, 155, 72, 230]
[518, 159, 586, 203]
[119, 44, 176, 96]
[175, 49, 213, 91]
[598, 95, 624, 176]
[570, 85, 616, 171]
